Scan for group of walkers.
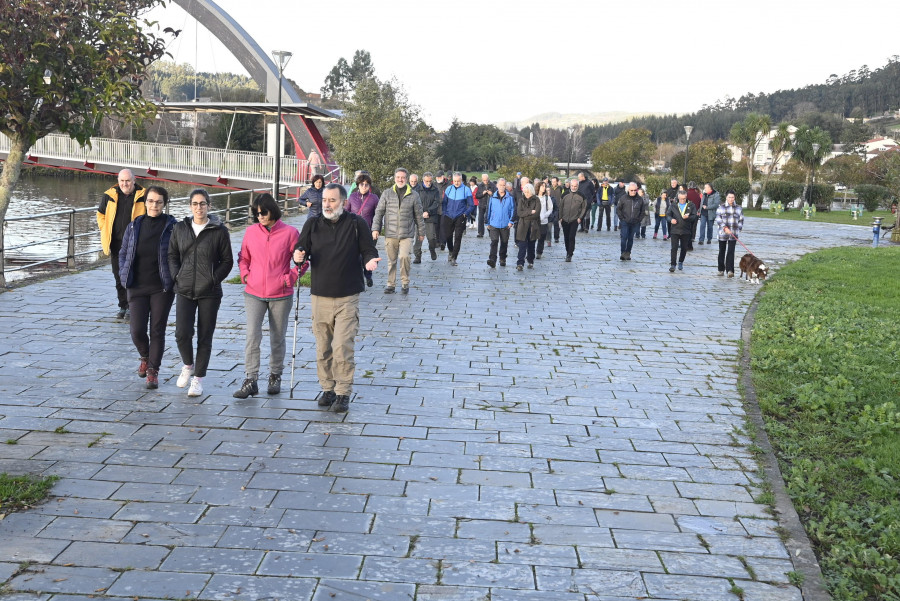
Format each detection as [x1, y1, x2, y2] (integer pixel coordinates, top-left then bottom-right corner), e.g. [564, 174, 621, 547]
[99, 169, 379, 414]
[98, 166, 747, 413]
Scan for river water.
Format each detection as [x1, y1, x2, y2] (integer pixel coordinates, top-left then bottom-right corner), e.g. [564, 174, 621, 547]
[3, 175, 258, 283]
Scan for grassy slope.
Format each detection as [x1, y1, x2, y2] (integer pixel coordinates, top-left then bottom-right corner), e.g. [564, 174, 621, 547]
[751, 246, 900, 600]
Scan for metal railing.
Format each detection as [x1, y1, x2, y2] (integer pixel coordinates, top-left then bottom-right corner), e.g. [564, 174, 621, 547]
[0, 133, 344, 185]
[1, 185, 306, 288]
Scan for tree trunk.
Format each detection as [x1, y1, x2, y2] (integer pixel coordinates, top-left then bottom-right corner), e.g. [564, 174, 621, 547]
[893, 204, 900, 243]
[756, 166, 775, 210]
[0, 133, 30, 225]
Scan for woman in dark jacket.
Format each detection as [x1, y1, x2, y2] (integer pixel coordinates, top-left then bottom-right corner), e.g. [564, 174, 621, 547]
[167, 188, 234, 397]
[346, 173, 379, 287]
[300, 175, 325, 219]
[666, 189, 698, 272]
[515, 183, 541, 270]
[118, 186, 177, 389]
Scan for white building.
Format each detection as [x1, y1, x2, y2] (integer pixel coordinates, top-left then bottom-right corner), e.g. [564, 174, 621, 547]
[728, 125, 799, 173]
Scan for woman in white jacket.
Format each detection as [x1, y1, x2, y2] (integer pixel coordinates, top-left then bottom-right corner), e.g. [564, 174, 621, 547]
[536, 181, 554, 259]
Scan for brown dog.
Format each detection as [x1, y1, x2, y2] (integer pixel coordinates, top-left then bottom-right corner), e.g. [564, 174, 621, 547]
[739, 253, 768, 284]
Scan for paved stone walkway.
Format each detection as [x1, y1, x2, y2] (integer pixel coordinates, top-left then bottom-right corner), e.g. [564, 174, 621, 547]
[0, 215, 869, 600]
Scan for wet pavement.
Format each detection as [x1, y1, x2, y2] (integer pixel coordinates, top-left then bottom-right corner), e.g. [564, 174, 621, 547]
[0, 214, 872, 600]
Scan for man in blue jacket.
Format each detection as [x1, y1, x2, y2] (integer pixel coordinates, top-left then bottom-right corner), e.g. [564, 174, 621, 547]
[441, 171, 475, 267]
[485, 178, 516, 268]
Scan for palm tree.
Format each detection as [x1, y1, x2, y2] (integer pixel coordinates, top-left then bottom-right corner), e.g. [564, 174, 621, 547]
[791, 126, 832, 208]
[756, 123, 793, 209]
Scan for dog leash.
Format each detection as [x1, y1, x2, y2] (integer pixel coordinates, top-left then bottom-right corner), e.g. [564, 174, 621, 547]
[729, 231, 754, 256]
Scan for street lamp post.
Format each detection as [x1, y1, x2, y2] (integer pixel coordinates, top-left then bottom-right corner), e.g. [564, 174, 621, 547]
[809, 142, 821, 208]
[566, 127, 574, 177]
[271, 50, 293, 199]
[683, 125, 693, 186]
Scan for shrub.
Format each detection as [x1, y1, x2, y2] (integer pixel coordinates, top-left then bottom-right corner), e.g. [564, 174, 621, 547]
[644, 175, 670, 199]
[765, 180, 804, 206]
[854, 184, 893, 212]
[712, 177, 752, 204]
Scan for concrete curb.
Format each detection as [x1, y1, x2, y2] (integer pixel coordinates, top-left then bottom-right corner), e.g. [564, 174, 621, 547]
[740, 291, 832, 601]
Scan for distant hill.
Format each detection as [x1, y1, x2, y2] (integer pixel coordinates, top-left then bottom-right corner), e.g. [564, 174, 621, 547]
[583, 56, 900, 144]
[498, 111, 665, 130]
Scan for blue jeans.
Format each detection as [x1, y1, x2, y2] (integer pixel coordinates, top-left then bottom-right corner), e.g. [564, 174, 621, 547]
[698, 214, 714, 242]
[654, 215, 668, 237]
[620, 222, 638, 253]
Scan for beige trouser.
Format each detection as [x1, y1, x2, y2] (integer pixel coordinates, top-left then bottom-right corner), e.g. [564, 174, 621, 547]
[384, 237, 412, 287]
[310, 294, 360, 396]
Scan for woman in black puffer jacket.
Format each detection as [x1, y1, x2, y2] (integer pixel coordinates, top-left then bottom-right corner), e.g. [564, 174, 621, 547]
[119, 186, 177, 389]
[300, 175, 325, 219]
[167, 188, 234, 397]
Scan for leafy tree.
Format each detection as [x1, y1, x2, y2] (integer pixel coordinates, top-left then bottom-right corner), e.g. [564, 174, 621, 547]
[462, 124, 518, 171]
[644, 175, 670, 199]
[321, 50, 375, 103]
[437, 119, 469, 170]
[322, 58, 351, 101]
[711, 177, 753, 205]
[329, 78, 432, 186]
[591, 128, 655, 180]
[820, 154, 865, 188]
[854, 184, 892, 211]
[866, 151, 900, 193]
[756, 123, 793, 209]
[0, 0, 171, 228]
[498, 155, 555, 182]
[729, 113, 771, 185]
[764, 180, 804, 207]
[348, 50, 374, 85]
[669, 140, 733, 184]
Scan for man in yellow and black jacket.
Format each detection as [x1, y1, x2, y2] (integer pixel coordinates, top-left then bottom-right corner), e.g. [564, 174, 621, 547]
[97, 169, 146, 320]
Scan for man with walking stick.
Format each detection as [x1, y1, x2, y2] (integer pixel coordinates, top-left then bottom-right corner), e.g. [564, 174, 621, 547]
[293, 184, 380, 413]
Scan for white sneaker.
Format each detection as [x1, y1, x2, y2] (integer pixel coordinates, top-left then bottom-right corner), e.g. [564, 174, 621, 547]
[187, 376, 203, 397]
[177, 364, 194, 388]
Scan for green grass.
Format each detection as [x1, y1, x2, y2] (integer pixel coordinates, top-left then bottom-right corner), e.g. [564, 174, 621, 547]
[746, 207, 895, 226]
[0, 473, 59, 514]
[751, 246, 900, 600]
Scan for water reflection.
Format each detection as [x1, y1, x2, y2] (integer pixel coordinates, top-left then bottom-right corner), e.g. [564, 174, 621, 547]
[3, 175, 257, 282]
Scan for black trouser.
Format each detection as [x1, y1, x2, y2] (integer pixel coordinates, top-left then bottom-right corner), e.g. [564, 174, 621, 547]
[517, 232, 536, 266]
[109, 249, 128, 310]
[561, 220, 579, 256]
[599, 203, 612, 229]
[671, 234, 691, 265]
[477, 205, 487, 236]
[552, 220, 561, 241]
[537, 224, 549, 255]
[718, 239, 737, 273]
[175, 295, 221, 378]
[441, 214, 467, 259]
[128, 289, 175, 370]
[488, 226, 510, 263]
[580, 205, 592, 231]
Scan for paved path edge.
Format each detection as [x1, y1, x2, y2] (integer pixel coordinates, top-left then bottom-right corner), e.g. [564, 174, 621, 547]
[740, 288, 832, 601]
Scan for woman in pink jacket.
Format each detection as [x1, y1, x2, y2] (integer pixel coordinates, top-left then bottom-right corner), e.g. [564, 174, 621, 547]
[234, 193, 304, 398]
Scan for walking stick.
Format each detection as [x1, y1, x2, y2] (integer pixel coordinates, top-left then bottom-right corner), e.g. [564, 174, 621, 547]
[289, 256, 308, 399]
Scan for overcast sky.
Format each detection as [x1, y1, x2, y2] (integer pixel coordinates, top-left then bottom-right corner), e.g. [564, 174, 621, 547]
[150, 0, 900, 130]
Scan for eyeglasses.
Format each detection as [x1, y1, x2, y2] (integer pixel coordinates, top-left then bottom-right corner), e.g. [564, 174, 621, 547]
[253, 210, 269, 216]
[146, 200, 165, 205]
[190, 202, 208, 207]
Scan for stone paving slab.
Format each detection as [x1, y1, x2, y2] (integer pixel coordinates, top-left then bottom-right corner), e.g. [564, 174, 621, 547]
[0, 215, 868, 599]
